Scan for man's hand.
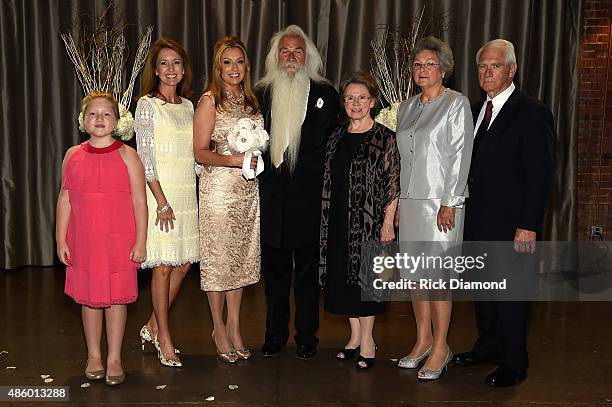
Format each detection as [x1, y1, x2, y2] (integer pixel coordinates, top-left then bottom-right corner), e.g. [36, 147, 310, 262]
[513, 228, 536, 253]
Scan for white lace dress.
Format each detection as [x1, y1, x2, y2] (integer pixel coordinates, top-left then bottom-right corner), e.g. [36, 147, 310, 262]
[135, 96, 199, 268]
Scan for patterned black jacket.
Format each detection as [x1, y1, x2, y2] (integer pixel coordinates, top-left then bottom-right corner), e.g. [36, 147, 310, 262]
[319, 122, 400, 286]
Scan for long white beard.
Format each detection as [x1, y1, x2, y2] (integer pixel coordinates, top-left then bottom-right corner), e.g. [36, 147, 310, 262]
[269, 68, 309, 172]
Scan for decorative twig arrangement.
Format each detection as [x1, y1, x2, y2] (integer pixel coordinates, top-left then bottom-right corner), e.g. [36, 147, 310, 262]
[60, 4, 153, 140]
[61, 6, 152, 110]
[370, 7, 425, 107]
[370, 6, 451, 130]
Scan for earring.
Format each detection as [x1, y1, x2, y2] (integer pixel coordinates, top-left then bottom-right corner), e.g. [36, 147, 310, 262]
[182, 70, 185, 74]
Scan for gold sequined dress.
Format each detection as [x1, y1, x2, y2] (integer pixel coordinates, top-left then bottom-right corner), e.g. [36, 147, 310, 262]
[199, 91, 261, 291]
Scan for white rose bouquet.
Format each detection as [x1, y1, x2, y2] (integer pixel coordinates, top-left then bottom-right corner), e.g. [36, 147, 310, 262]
[227, 117, 270, 180]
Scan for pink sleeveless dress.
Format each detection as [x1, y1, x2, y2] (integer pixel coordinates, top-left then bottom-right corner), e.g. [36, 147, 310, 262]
[63, 141, 138, 307]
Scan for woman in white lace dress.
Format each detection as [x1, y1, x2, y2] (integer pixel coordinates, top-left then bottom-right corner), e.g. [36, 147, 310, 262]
[134, 39, 199, 367]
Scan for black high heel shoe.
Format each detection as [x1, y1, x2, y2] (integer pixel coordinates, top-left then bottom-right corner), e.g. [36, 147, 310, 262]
[336, 347, 360, 360]
[356, 355, 376, 369]
[356, 345, 377, 369]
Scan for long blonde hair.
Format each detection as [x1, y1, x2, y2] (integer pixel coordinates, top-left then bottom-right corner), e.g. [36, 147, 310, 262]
[207, 36, 259, 114]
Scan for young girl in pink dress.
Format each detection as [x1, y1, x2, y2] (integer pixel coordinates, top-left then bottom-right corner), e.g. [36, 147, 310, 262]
[56, 91, 148, 385]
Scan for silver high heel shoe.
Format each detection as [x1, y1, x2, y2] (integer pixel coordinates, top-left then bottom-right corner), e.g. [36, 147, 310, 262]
[417, 349, 453, 380]
[397, 346, 432, 369]
[139, 326, 180, 354]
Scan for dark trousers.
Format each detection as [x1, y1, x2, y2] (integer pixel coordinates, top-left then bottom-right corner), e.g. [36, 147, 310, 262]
[473, 301, 529, 377]
[261, 244, 320, 347]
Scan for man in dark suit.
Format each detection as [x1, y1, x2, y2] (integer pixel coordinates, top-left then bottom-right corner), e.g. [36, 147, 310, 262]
[454, 39, 554, 386]
[256, 25, 340, 359]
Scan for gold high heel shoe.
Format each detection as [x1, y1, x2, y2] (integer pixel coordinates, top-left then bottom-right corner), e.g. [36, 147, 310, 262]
[212, 331, 238, 363]
[139, 326, 180, 354]
[235, 347, 252, 360]
[155, 335, 182, 367]
[157, 349, 182, 367]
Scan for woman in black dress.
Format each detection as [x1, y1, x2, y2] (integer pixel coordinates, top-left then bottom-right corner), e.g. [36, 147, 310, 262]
[319, 71, 400, 369]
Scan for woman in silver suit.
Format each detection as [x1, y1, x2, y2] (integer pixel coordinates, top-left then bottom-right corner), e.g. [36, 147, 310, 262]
[395, 36, 474, 380]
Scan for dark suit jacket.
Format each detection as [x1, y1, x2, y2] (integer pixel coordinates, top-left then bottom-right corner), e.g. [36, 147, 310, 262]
[464, 88, 554, 241]
[257, 80, 340, 249]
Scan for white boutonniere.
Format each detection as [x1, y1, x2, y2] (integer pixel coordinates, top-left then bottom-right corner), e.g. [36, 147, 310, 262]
[316, 98, 324, 108]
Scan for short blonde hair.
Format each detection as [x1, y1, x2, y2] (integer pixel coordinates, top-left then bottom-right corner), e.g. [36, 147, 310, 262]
[80, 91, 119, 119]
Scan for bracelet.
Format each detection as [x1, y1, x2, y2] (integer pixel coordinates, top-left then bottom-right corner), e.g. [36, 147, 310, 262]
[156, 203, 171, 214]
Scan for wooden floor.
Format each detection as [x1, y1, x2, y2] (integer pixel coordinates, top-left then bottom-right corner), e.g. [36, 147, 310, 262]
[1, 266, 611, 406]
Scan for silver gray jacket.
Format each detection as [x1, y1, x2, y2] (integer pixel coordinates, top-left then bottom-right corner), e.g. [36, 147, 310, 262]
[396, 89, 474, 207]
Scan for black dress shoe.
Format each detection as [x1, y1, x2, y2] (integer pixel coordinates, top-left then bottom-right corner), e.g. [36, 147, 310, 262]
[261, 342, 282, 357]
[296, 345, 317, 360]
[485, 366, 525, 387]
[453, 351, 485, 366]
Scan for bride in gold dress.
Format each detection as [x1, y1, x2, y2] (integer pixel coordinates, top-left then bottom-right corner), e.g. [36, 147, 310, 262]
[193, 36, 262, 363]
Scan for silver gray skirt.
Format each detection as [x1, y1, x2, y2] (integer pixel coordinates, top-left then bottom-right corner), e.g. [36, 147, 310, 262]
[399, 198, 464, 243]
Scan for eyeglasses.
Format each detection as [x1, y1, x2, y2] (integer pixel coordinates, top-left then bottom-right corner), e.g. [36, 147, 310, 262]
[343, 95, 371, 104]
[477, 63, 505, 71]
[412, 62, 440, 70]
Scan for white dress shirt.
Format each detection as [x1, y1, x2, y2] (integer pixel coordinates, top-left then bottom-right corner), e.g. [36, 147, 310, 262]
[474, 82, 516, 134]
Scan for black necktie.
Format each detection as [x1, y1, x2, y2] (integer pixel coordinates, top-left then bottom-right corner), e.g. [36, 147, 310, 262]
[473, 100, 493, 155]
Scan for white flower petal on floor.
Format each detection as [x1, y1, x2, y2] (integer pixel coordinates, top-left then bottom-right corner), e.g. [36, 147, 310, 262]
[40, 374, 50, 379]
[228, 384, 239, 390]
[156, 385, 167, 390]
[44, 378, 53, 383]
[80, 383, 90, 388]
[205, 396, 215, 401]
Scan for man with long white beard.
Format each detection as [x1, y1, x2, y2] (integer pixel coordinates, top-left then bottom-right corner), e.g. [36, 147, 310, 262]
[256, 25, 339, 359]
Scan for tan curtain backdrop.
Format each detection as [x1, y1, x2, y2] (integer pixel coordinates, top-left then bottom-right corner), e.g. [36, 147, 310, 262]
[0, 0, 580, 269]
